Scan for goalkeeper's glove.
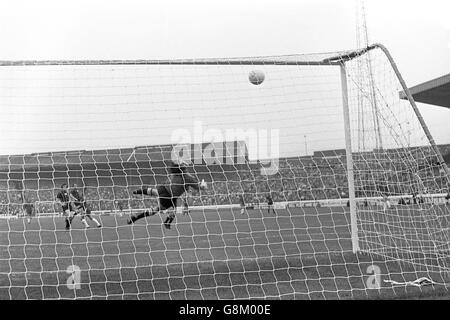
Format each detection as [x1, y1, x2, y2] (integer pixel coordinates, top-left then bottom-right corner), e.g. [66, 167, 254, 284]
[199, 179, 208, 190]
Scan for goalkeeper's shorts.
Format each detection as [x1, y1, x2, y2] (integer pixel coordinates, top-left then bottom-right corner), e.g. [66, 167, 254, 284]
[156, 186, 177, 211]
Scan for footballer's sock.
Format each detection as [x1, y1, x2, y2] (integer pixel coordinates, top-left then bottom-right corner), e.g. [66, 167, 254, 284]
[164, 216, 173, 229]
[127, 209, 152, 224]
[81, 218, 89, 228]
[91, 218, 101, 227]
[163, 216, 174, 229]
[135, 211, 146, 221]
[145, 209, 155, 217]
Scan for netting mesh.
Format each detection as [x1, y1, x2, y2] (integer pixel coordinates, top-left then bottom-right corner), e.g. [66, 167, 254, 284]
[0, 45, 449, 300]
[345, 47, 450, 278]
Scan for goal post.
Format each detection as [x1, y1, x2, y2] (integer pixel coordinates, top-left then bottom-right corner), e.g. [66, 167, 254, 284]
[1, 44, 449, 300]
[337, 43, 450, 255]
[374, 43, 450, 179]
[339, 63, 360, 254]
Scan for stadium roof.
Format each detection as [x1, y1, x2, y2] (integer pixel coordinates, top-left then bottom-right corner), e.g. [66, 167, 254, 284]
[400, 74, 450, 109]
[0, 141, 249, 167]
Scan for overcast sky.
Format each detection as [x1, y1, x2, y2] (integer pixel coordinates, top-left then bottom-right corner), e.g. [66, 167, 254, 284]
[0, 0, 449, 157]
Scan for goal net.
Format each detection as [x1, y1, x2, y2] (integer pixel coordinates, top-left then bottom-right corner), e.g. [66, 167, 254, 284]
[1, 44, 449, 300]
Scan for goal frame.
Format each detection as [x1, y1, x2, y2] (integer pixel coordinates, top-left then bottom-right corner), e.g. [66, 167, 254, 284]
[1, 43, 449, 256]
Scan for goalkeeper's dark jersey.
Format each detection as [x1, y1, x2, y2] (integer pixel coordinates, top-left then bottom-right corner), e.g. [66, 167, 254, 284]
[165, 173, 199, 198]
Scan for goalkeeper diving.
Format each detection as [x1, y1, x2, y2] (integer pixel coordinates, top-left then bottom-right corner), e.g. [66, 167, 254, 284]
[127, 161, 207, 229]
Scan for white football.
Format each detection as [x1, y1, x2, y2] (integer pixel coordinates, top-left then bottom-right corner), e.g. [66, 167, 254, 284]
[249, 70, 265, 85]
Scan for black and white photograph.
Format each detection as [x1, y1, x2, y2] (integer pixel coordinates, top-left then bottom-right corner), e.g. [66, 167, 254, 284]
[0, 0, 449, 309]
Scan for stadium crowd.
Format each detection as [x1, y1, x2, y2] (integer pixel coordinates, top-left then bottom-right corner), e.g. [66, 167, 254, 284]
[0, 148, 448, 216]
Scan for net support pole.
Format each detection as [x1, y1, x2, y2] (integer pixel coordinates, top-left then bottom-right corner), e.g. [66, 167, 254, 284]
[372, 43, 450, 182]
[340, 63, 360, 254]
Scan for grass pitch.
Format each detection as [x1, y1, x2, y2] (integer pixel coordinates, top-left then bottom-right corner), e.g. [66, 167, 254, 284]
[1, 206, 449, 300]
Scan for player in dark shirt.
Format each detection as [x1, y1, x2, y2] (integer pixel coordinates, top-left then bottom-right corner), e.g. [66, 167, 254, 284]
[22, 202, 34, 224]
[17, 186, 34, 224]
[70, 184, 101, 228]
[128, 161, 207, 229]
[56, 183, 72, 230]
[266, 194, 275, 214]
